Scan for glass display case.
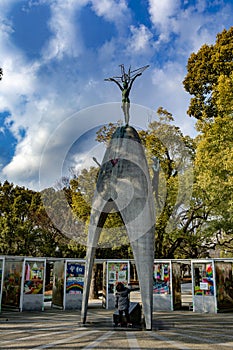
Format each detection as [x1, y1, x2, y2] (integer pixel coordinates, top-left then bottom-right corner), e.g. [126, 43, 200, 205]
[192, 260, 217, 313]
[2, 258, 23, 310]
[0, 257, 5, 312]
[65, 260, 85, 310]
[103, 260, 130, 309]
[22, 258, 46, 311]
[153, 261, 173, 311]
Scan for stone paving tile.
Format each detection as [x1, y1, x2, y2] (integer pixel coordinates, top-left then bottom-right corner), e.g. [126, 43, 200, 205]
[1, 307, 233, 349]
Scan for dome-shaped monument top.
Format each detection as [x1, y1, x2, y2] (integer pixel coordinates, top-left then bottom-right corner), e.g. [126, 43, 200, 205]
[105, 64, 149, 125]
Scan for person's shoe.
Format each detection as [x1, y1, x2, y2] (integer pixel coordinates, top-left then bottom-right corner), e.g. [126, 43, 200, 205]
[127, 323, 132, 327]
[117, 323, 122, 327]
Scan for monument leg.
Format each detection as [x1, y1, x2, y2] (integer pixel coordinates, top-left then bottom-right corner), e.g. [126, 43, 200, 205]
[130, 231, 154, 330]
[81, 225, 102, 324]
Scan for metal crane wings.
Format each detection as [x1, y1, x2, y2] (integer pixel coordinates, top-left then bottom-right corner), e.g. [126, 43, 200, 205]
[105, 64, 149, 83]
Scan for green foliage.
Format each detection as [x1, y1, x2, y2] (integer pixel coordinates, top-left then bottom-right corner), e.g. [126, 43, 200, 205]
[71, 167, 97, 220]
[70, 165, 130, 251]
[0, 181, 84, 257]
[183, 26, 233, 122]
[183, 26, 233, 256]
[95, 120, 122, 144]
[142, 109, 195, 258]
[194, 73, 233, 252]
[0, 182, 44, 255]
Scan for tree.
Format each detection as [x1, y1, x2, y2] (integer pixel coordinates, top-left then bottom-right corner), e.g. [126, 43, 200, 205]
[0, 181, 44, 255]
[194, 73, 233, 254]
[183, 26, 233, 123]
[141, 109, 197, 258]
[183, 26, 233, 256]
[0, 181, 84, 257]
[39, 185, 87, 258]
[70, 166, 131, 258]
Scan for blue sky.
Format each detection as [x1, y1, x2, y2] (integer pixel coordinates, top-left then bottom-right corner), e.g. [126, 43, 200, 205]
[0, 0, 232, 190]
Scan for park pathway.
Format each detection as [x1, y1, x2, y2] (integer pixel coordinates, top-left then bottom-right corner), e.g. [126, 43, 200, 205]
[1, 304, 233, 349]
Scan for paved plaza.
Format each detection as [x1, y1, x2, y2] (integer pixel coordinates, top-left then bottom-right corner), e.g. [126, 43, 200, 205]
[1, 302, 233, 349]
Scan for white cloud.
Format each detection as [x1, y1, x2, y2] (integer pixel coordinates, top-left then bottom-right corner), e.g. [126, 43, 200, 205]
[0, 0, 232, 190]
[97, 39, 118, 64]
[148, 0, 179, 26]
[42, 1, 87, 60]
[150, 63, 196, 136]
[148, 0, 180, 42]
[147, 0, 227, 54]
[170, 6, 217, 54]
[0, 0, 19, 11]
[91, 0, 128, 23]
[3, 141, 41, 179]
[0, 44, 40, 143]
[42, 0, 130, 61]
[69, 142, 105, 175]
[1, 99, 75, 189]
[128, 24, 153, 53]
[0, 1, 93, 189]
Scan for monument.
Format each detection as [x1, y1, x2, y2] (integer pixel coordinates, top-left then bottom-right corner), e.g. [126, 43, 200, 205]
[81, 65, 155, 330]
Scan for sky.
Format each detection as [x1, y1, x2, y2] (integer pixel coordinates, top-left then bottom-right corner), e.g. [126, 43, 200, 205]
[0, 0, 232, 191]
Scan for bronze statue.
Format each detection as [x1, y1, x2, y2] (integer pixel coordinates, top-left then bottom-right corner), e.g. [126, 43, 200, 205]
[105, 64, 149, 125]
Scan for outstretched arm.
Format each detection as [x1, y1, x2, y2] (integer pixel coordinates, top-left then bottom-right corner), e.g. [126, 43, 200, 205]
[104, 78, 123, 91]
[128, 73, 142, 93]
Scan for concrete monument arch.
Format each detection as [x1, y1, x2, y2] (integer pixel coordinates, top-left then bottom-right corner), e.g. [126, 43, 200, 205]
[81, 66, 155, 330]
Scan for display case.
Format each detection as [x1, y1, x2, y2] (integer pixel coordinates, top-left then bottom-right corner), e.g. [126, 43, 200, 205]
[65, 260, 85, 310]
[103, 260, 130, 309]
[215, 260, 233, 312]
[0, 257, 5, 312]
[172, 261, 182, 310]
[153, 260, 173, 311]
[52, 259, 85, 310]
[192, 260, 217, 313]
[2, 258, 23, 310]
[22, 258, 46, 311]
[52, 260, 65, 309]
